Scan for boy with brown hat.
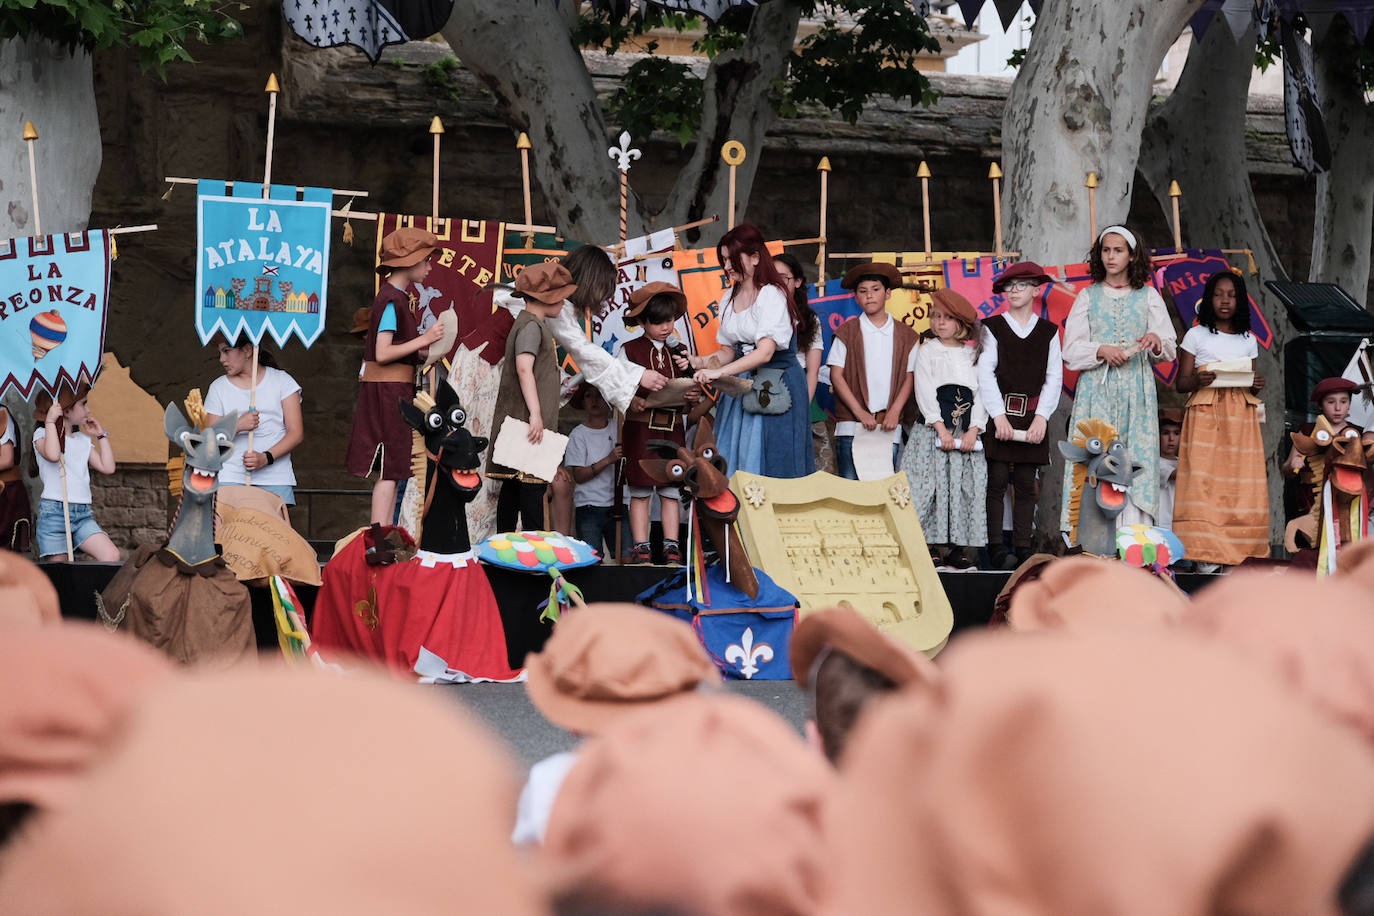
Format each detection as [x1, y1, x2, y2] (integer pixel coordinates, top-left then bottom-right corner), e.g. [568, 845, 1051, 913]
[621, 282, 698, 565]
[978, 260, 1061, 569]
[513, 602, 719, 845]
[486, 261, 577, 532]
[346, 227, 448, 525]
[827, 262, 918, 479]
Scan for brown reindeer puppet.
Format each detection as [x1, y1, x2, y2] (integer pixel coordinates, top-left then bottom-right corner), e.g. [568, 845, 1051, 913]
[1287, 415, 1374, 571]
[639, 416, 759, 599]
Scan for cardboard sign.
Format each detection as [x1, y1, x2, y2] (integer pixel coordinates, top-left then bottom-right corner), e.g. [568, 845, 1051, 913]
[196, 181, 333, 347]
[216, 502, 322, 587]
[0, 230, 111, 398]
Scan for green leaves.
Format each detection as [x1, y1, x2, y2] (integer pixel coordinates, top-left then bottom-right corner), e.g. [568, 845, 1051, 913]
[0, 0, 244, 79]
[605, 57, 705, 146]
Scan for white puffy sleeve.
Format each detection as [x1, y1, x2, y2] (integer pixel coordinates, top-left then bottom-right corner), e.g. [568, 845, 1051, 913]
[968, 350, 988, 432]
[1037, 330, 1063, 419]
[912, 342, 940, 427]
[751, 286, 795, 350]
[1061, 289, 1103, 371]
[544, 308, 645, 415]
[1144, 286, 1177, 363]
[977, 324, 1004, 421]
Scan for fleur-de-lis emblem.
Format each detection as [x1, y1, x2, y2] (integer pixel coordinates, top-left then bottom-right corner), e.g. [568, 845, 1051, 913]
[724, 626, 773, 679]
[608, 131, 641, 172]
[889, 480, 911, 508]
[743, 480, 767, 508]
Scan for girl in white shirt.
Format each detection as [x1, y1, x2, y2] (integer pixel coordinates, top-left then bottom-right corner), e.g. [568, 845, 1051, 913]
[1172, 271, 1268, 565]
[205, 335, 304, 507]
[33, 385, 119, 561]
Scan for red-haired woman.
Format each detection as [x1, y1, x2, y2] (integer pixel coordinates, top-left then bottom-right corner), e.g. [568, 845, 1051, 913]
[679, 224, 815, 478]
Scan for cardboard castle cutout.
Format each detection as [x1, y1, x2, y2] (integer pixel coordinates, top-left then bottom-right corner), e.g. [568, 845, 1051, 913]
[731, 470, 954, 658]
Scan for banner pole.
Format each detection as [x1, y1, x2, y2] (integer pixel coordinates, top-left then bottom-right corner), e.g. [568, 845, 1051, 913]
[1085, 172, 1099, 249]
[517, 132, 534, 245]
[431, 116, 444, 223]
[262, 74, 280, 197]
[817, 157, 831, 285]
[989, 162, 1004, 257]
[23, 121, 40, 237]
[1169, 180, 1184, 251]
[59, 453, 73, 561]
[608, 132, 640, 248]
[245, 346, 259, 486]
[720, 142, 747, 230]
[917, 161, 932, 255]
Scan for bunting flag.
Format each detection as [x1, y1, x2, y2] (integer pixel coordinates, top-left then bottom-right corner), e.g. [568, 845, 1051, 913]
[669, 242, 785, 359]
[0, 231, 111, 399]
[196, 181, 333, 348]
[605, 230, 692, 358]
[283, 0, 455, 63]
[573, 0, 764, 22]
[374, 215, 504, 364]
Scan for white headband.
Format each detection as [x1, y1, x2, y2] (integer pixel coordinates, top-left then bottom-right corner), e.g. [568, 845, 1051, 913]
[1098, 225, 1137, 251]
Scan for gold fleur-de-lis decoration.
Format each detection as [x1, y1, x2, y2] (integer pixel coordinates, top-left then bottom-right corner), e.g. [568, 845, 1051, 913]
[889, 480, 911, 508]
[354, 584, 379, 629]
[743, 480, 767, 509]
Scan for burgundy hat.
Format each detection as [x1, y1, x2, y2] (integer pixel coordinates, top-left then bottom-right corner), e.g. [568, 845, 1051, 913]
[930, 288, 978, 327]
[841, 261, 903, 291]
[992, 260, 1053, 293]
[1311, 377, 1359, 404]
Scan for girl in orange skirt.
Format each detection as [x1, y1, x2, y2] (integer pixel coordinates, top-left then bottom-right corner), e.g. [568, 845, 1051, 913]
[1173, 271, 1269, 566]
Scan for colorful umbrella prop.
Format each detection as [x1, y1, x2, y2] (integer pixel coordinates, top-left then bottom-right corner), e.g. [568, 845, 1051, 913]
[1116, 524, 1186, 569]
[29, 309, 67, 360]
[476, 531, 600, 622]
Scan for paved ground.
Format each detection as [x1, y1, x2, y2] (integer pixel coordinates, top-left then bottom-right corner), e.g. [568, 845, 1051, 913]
[439, 679, 809, 765]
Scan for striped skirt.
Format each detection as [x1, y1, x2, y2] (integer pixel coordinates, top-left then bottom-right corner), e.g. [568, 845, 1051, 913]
[1173, 389, 1270, 565]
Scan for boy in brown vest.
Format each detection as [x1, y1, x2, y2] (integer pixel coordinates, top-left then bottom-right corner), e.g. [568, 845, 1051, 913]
[827, 262, 918, 479]
[978, 261, 1062, 569]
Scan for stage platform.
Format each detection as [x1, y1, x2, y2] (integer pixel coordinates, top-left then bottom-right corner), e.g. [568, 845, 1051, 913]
[42, 562, 1220, 670]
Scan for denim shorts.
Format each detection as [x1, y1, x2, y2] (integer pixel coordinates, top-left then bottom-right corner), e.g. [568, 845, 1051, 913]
[253, 484, 296, 506]
[36, 499, 105, 557]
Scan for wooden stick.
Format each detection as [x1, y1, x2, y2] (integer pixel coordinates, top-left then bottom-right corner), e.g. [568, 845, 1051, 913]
[720, 141, 746, 230]
[613, 215, 721, 260]
[517, 132, 534, 244]
[245, 346, 259, 486]
[618, 172, 628, 247]
[608, 132, 640, 247]
[818, 157, 831, 285]
[1085, 172, 1099, 247]
[262, 74, 280, 199]
[828, 250, 1022, 260]
[917, 161, 932, 254]
[431, 117, 444, 221]
[23, 121, 40, 237]
[108, 225, 159, 236]
[1168, 179, 1183, 251]
[164, 177, 371, 197]
[776, 236, 825, 248]
[59, 454, 73, 561]
[989, 162, 1004, 257]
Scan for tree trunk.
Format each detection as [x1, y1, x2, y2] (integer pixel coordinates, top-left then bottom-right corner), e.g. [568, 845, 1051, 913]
[443, 1, 623, 244]
[1308, 20, 1374, 305]
[658, 0, 803, 245]
[1003, 0, 1202, 265]
[1004, 0, 1201, 547]
[0, 37, 100, 237]
[444, 0, 801, 247]
[1137, 23, 1294, 548]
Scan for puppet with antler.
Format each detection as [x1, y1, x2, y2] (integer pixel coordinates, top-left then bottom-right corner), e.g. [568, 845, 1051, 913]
[639, 416, 759, 599]
[312, 385, 523, 682]
[1286, 414, 1374, 574]
[98, 402, 254, 667]
[1059, 418, 1146, 557]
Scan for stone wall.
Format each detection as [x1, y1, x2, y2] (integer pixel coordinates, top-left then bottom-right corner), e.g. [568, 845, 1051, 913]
[90, 466, 169, 554]
[83, 3, 1351, 545]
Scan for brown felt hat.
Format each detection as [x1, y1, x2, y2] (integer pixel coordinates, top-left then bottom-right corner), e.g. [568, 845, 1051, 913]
[1311, 376, 1359, 404]
[524, 603, 719, 734]
[514, 262, 577, 305]
[992, 260, 1053, 293]
[789, 607, 936, 688]
[930, 288, 978, 327]
[1159, 407, 1185, 425]
[624, 282, 687, 327]
[841, 261, 903, 291]
[376, 227, 438, 273]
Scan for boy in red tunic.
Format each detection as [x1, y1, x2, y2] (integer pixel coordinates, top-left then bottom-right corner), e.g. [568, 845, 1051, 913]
[345, 227, 447, 525]
[622, 282, 699, 565]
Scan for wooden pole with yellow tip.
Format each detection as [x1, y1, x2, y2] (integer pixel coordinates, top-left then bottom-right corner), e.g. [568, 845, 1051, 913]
[1169, 180, 1183, 252]
[1085, 171, 1099, 248]
[988, 161, 1004, 257]
[430, 116, 444, 225]
[25, 121, 73, 559]
[517, 132, 534, 245]
[721, 141, 746, 230]
[917, 160, 932, 256]
[817, 156, 831, 285]
[248, 74, 281, 485]
[23, 121, 40, 237]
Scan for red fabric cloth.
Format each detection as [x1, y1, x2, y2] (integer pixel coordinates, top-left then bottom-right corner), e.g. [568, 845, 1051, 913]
[312, 532, 522, 680]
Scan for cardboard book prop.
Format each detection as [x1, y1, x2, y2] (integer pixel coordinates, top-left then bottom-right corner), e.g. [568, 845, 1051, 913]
[1059, 419, 1145, 558]
[97, 405, 254, 668]
[311, 386, 523, 682]
[1286, 416, 1373, 575]
[639, 416, 759, 600]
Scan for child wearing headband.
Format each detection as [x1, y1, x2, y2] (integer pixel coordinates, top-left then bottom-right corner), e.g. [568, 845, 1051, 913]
[1059, 226, 1177, 537]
